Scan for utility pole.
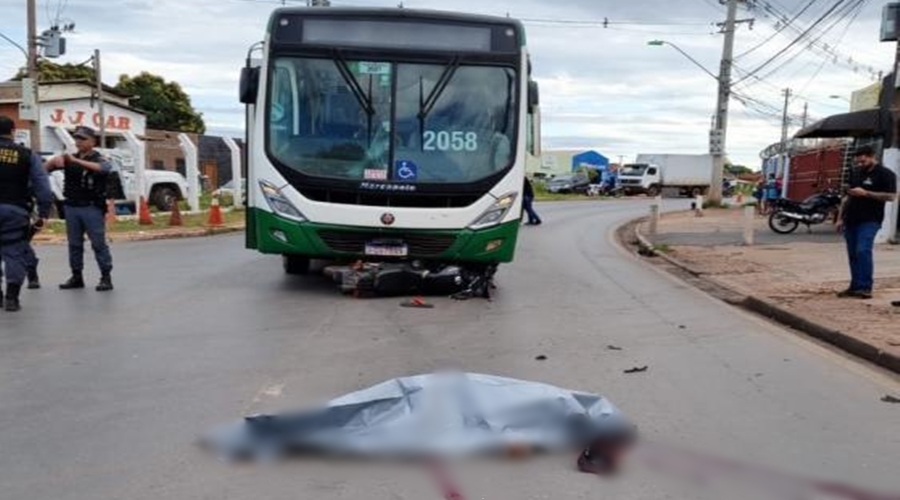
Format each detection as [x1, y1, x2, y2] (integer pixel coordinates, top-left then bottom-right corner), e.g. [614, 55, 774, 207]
[709, 0, 741, 204]
[780, 88, 792, 199]
[801, 102, 809, 128]
[26, 0, 40, 152]
[93, 49, 106, 148]
[780, 88, 792, 147]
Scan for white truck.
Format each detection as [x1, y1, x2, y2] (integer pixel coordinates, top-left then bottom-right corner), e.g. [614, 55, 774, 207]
[617, 154, 714, 198]
[47, 148, 190, 217]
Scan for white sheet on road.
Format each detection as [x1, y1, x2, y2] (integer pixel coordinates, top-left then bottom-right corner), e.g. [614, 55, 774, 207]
[200, 372, 633, 461]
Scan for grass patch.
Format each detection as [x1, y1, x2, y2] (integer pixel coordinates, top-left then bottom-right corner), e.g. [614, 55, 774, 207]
[654, 243, 673, 254]
[45, 209, 245, 234]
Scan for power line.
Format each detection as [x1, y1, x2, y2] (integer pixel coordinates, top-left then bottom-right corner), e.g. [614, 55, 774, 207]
[736, 0, 816, 59]
[748, 0, 879, 78]
[746, 0, 867, 85]
[734, 0, 851, 85]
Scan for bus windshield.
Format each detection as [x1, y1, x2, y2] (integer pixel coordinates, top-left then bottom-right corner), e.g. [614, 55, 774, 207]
[267, 56, 517, 184]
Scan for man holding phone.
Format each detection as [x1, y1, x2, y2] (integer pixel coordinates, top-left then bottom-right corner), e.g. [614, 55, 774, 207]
[835, 146, 897, 299]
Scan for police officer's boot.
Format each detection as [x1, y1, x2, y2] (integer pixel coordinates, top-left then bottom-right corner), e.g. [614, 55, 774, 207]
[59, 273, 85, 290]
[27, 268, 40, 290]
[96, 273, 113, 292]
[4, 284, 21, 312]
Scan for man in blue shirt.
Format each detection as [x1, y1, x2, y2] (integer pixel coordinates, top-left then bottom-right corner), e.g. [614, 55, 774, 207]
[0, 115, 52, 311]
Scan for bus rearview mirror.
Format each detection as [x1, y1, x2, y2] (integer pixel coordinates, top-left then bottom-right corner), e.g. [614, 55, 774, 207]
[240, 67, 260, 105]
[528, 80, 539, 112]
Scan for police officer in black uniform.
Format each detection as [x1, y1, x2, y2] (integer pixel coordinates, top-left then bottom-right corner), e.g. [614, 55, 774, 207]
[45, 126, 114, 292]
[0, 115, 52, 312]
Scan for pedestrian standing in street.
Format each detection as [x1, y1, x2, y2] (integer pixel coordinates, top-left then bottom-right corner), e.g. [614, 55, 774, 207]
[44, 126, 115, 292]
[0, 115, 51, 311]
[835, 146, 897, 299]
[522, 177, 542, 226]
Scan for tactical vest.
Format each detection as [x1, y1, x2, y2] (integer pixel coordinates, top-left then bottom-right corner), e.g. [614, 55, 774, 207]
[63, 151, 108, 205]
[0, 140, 32, 209]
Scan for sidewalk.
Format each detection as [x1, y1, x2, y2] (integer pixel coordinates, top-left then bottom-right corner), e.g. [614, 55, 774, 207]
[640, 207, 900, 363]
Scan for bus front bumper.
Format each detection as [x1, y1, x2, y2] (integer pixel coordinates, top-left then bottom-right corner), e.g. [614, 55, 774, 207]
[247, 208, 521, 264]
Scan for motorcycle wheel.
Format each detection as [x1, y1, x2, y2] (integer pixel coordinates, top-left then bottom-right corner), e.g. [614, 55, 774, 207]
[768, 212, 800, 234]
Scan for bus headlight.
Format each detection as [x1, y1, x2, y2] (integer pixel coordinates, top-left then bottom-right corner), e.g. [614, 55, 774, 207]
[259, 180, 306, 221]
[469, 193, 517, 230]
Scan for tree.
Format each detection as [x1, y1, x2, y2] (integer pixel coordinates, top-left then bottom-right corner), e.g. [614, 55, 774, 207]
[115, 72, 205, 134]
[725, 164, 753, 176]
[12, 60, 96, 82]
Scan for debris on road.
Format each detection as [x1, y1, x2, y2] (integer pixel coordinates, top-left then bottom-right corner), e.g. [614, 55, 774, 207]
[535, 355, 548, 361]
[606, 345, 623, 351]
[882, 395, 900, 404]
[401, 297, 434, 309]
[323, 263, 497, 300]
[199, 372, 636, 463]
[624, 366, 649, 374]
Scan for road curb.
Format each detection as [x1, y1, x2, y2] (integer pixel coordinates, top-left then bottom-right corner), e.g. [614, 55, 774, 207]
[628, 218, 900, 375]
[34, 225, 245, 245]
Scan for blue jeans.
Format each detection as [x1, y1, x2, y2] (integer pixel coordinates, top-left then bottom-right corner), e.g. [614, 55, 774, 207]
[522, 196, 541, 224]
[65, 205, 113, 274]
[844, 222, 880, 292]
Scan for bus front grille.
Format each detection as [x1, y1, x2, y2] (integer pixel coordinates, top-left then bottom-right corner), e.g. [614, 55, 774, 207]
[299, 187, 481, 208]
[317, 230, 457, 256]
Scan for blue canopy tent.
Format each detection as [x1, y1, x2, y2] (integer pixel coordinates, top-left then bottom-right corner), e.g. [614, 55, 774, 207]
[571, 150, 611, 183]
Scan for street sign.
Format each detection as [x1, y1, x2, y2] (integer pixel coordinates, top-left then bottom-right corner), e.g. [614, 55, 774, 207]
[19, 78, 38, 121]
[709, 129, 724, 155]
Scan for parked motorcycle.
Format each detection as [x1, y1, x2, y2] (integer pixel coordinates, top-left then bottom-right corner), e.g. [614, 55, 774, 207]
[767, 188, 842, 234]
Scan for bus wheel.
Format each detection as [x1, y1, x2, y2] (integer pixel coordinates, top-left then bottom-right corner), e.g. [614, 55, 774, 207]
[283, 255, 310, 275]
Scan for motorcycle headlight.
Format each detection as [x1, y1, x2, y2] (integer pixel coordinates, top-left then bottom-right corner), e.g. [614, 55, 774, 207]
[259, 180, 305, 221]
[469, 193, 518, 230]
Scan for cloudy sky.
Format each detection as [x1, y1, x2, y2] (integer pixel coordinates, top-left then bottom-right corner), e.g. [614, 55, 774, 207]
[0, 0, 894, 166]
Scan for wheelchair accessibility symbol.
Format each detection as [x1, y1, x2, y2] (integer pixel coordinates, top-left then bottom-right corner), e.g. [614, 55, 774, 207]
[395, 160, 418, 181]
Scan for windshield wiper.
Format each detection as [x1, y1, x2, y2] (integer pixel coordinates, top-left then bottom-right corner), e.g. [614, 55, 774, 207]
[418, 57, 461, 147]
[332, 51, 377, 145]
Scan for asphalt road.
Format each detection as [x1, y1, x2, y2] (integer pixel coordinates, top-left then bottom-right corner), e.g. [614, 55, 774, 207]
[1, 200, 898, 500]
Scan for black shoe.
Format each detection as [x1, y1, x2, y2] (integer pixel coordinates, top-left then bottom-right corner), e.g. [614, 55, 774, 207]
[837, 288, 859, 298]
[27, 276, 40, 290]
[59, 275, 85, 290]
[96, 274, 113, 292]
[855, 290, 873, 300]
[4, 284, 21, 312]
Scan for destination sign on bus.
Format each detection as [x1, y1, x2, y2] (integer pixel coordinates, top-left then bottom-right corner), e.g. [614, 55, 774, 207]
[273, 16, 519, 53]
[303, 19, 492, 52]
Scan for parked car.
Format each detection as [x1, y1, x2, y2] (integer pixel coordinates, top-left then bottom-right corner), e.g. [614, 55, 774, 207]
[546, 174, 591, 194]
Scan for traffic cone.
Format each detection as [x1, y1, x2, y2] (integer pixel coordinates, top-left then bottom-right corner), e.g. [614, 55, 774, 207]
[105, 199, 117, 227]
[138, 196, 154, 226]
[207, 193, 224, 227]
[169, 199, 183, 226]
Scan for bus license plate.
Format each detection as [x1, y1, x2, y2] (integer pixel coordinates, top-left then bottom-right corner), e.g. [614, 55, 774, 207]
[365, 243, 408, 257]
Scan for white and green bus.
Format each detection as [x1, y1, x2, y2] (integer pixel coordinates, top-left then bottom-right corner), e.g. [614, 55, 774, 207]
[240, 7, 541, 274]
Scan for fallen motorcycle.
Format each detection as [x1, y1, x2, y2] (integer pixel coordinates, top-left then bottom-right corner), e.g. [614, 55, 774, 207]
[767, 188, 842, 234]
